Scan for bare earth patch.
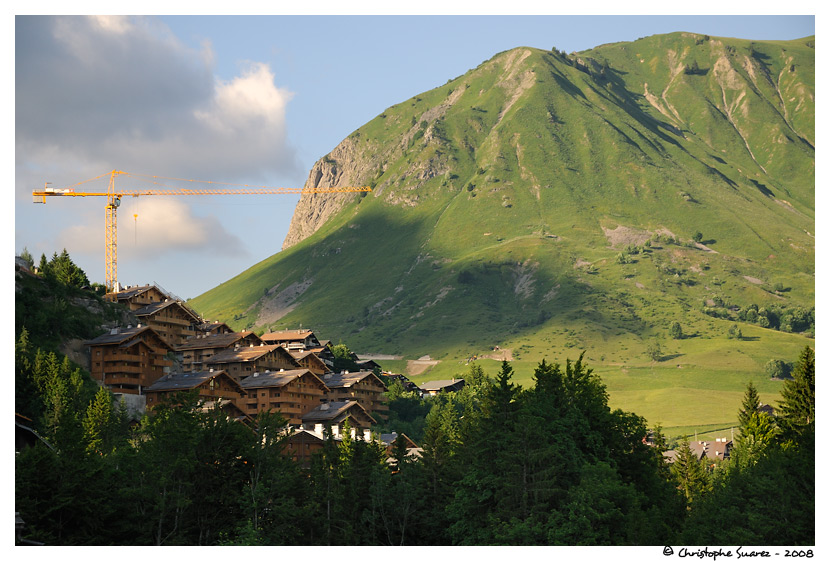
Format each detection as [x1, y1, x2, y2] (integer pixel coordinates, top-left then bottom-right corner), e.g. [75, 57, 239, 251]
[407, 359, 440, 376]
[602, 225, 675, 248]
[479, 348, 514, 361]
[743, 276, 764, 285]
[254, 279, 313, 325]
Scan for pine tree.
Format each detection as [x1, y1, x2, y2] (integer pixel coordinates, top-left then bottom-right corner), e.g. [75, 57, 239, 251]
[737, 381, 760, 429]
[83, 387, 117, 455]
[671, 439, 710, 506]
[777, 346, 815, 443]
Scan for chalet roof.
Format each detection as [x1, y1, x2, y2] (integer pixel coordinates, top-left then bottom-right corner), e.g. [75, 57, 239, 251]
[260, 330, 317, 343]
[112, 284, 156, 300]
[320, 370, 385, 389]
[199, 398, 250, 420]
[134, 299, 201, 322]
[195, 321, 232, 333]
[146, 370, 241, 392]
[419, 379, 465, 392]
[85, 325, 172, 350]
[689, 439, 732, 461]
[302, 400, 372, 424]
[204, 344, 295, 365]
[355, 359, 382, 370]
[379, 432, 418, 448]
[239, 369, 324, 389]
[176, 331, 261, 351]
[290, 350, 330, 366]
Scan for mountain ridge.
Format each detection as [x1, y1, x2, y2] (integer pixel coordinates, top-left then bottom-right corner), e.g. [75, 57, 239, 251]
[190, 32, 813, 430]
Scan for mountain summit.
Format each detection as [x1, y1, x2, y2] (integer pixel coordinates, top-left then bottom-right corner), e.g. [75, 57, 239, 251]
[192, 32, 814, 370]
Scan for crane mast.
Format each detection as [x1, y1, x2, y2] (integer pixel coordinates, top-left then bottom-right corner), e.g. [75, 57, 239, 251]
[33, 170, 371, 293]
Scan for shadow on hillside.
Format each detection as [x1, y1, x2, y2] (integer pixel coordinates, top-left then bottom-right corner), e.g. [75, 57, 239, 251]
[658, 353, 684, 362]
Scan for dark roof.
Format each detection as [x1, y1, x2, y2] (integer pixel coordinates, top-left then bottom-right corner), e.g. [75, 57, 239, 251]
[355, 359, 382, 370]
[290, 350, 329, 365]
[379, 432, 418, 448]
[146, 370, 239, 392]
[134, 299, 201, 322]
[239, 369, 322, 389]
[196, 321, 232, 333]
[204, 344, 292, 364]
[320, 370, 382, 389]
[85, 325, 172, 350]
[113, 284, 155, 300]
[302, 401, 371, 423]
[419, 379, 465, 392]
[176, 331, 260, 351]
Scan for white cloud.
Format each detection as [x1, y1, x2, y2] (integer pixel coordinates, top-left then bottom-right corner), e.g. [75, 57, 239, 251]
[16, 15, 301, 188]
[16, 15, 300, 266]
[59, 198, 247, 259]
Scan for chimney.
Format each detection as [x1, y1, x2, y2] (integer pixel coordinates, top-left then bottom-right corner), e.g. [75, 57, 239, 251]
[320, 403, 329, 411]
[110, 327, 119, 335]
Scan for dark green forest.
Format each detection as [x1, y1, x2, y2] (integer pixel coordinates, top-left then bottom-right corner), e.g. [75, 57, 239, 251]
[15, 259, 814, 546]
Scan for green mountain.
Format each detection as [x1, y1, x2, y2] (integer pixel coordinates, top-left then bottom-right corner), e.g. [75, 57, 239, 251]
[191, 33, 814, 433]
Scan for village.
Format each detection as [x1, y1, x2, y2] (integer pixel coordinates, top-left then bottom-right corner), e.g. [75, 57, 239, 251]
[83, 283, 473, 464]
[81, 283, 748, 469]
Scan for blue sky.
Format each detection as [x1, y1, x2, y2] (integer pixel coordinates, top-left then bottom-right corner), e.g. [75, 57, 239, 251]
[14, 14, 816, 301]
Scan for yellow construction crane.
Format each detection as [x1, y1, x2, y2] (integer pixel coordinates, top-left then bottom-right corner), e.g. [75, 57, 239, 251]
[33, 169, 371, 293]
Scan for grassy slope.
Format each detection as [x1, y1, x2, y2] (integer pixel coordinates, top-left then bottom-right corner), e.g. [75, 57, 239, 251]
[191, 34, 814, 436]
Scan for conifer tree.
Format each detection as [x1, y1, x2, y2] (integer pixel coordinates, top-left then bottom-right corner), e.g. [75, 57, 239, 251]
[671, 439, 710, 506]
[777, 346, 815, 443]
[737, 381, 760, 429]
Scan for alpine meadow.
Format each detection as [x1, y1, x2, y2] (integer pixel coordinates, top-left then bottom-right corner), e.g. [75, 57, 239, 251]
[191, 32, 814, 437]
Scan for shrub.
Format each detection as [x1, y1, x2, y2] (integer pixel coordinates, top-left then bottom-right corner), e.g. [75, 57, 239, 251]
[764, 359, 790, 379]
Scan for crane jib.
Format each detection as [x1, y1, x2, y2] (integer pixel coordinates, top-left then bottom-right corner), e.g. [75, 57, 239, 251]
[31, 170, 370, 292]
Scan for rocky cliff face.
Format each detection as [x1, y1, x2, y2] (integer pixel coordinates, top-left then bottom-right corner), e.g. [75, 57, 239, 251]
[282, 135, 368, 249]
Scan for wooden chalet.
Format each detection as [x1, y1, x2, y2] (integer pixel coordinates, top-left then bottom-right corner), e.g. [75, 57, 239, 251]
[321, 370, 389, 419]
[86, 325, 173, 394]
[202, 343, 300, 381]
[284, 428, 326, 467]
[289, 349, 331, 375]
[301, 400, 375, 431]
[105, 284, 170, 310]
[145, 369, 246, 408]
[382, 372, 419, 393]
[134, 299, 202, 346]
[175, 331, 263, 372]
[307, 344, 335, 369]
[199, 398, 252, 425]
[260, 329, 321, 351]
[194, 321, 234, 336]
[355, 359, 383, 372]
[239, 369, 328, 425]
[418, 378, 466, 396]
[689, 439, 733, 465]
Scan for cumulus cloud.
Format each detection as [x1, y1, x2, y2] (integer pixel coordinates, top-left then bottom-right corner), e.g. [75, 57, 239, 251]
[59, 198, 248, 259]
[16, 15, 301, 186]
